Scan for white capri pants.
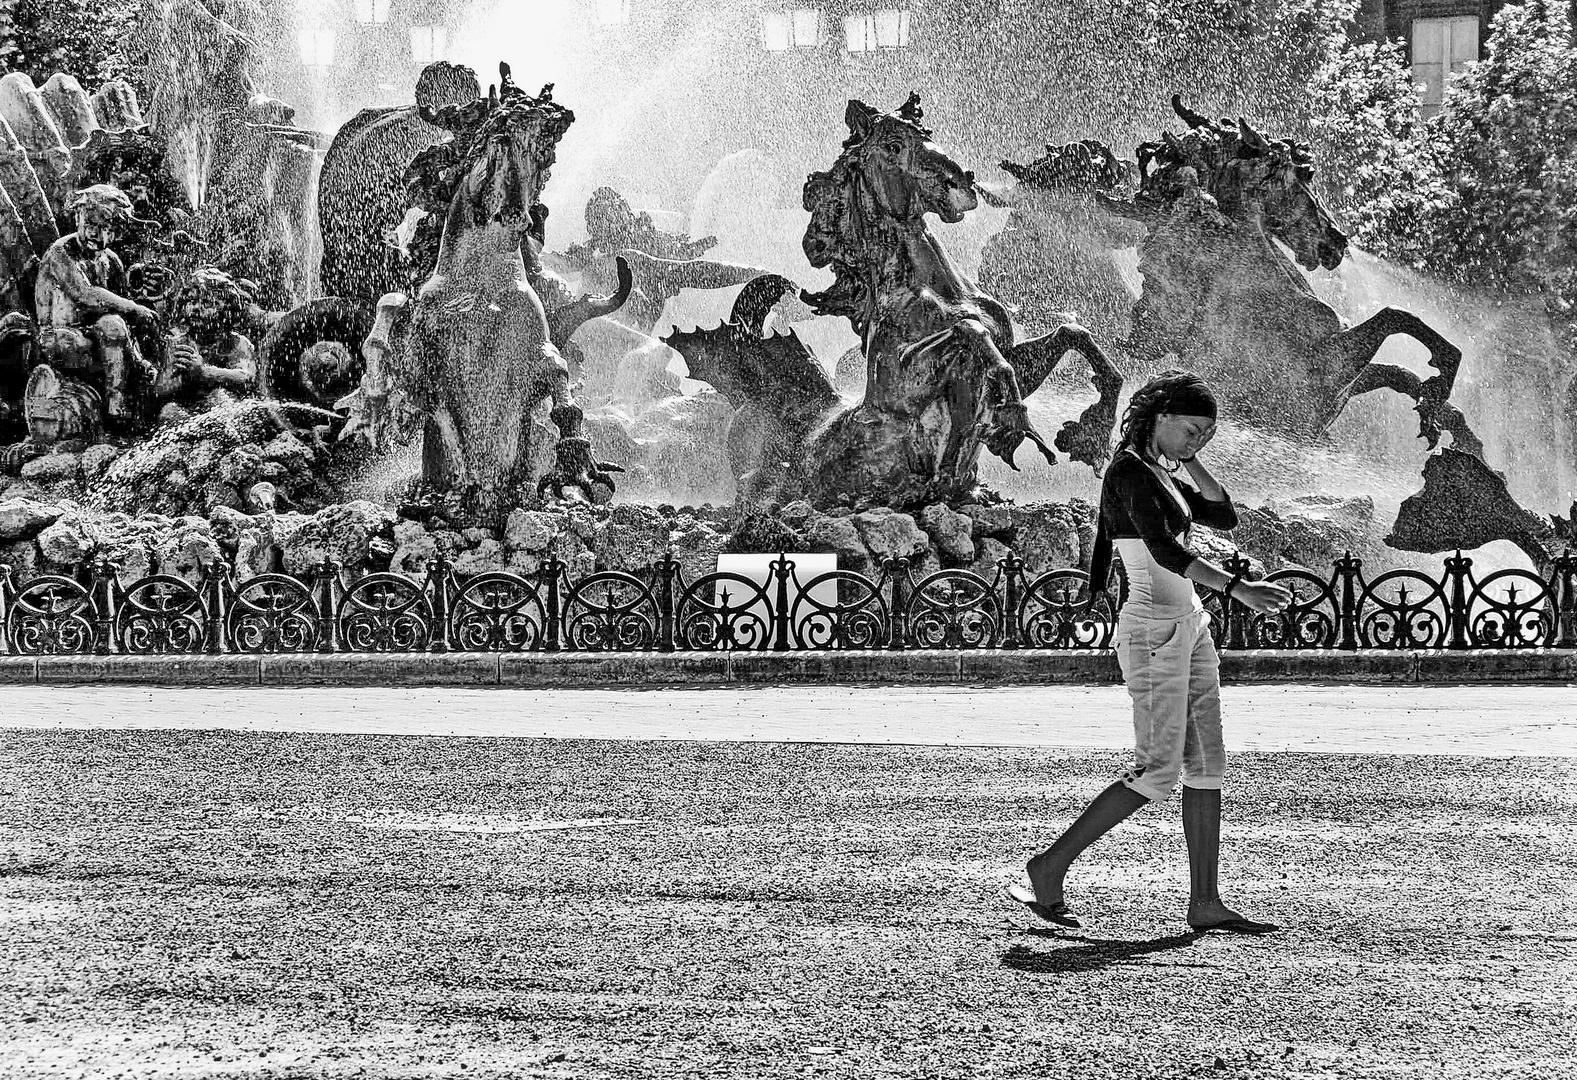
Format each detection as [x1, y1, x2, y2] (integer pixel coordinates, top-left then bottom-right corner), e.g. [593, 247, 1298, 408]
[1111, 608, 1225, 801]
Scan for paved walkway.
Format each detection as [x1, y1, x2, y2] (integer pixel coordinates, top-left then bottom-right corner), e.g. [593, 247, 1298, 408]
[1, 684, 1572, 755]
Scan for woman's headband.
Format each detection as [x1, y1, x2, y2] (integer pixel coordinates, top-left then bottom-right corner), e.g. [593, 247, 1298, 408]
[1160, 381, 1217, 420]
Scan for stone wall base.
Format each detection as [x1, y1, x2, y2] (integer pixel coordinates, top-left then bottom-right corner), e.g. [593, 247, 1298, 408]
[0, 650, 1572, 687]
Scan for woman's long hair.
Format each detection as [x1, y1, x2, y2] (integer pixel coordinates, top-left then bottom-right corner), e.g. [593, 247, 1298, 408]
[1117, 368, 1213, 460]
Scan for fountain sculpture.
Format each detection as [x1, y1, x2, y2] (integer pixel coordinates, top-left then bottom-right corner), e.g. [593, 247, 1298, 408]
[1388, 448, 1575, 576]
[1054, 97, 1483, 456]
[666, 94, 1125, 511]
[980, 139, 1141, 347]
[343, 66, 630, 519]
[0, 6, 1570, 634]
[316, 61, 485, 307]
[30, 184, 161, 434]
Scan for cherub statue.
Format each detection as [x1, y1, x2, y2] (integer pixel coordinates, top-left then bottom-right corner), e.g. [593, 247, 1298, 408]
[296, 340, 358, 404]
[152, 267, 259, 416]
[33, 183, 159, 429]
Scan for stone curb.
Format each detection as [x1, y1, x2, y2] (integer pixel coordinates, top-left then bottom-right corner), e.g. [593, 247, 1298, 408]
[0, 650, 1573, 686]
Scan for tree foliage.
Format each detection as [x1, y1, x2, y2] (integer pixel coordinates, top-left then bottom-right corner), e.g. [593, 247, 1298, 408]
[1310, 0, 1577, 342]
[0, 0, 142, 89]
[1307, 26, 1429, 239]
[1419, 0, 1577, 312]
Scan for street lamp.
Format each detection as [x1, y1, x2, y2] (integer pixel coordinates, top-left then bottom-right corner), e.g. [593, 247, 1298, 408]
[409, 25, 448, 63]
[595, 0, 632, 26]
[298, 24, 338, 68]
[762, 7, 822, 51]
[352, 0, 392, 24]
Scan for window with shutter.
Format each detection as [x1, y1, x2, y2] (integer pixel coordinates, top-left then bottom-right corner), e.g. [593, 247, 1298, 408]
[1412, 15, 1481, 117]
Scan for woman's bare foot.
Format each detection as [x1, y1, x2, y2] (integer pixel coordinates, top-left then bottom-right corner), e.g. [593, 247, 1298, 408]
[1026, 851, 1069, 908]
[1187, 898, 1280, 934]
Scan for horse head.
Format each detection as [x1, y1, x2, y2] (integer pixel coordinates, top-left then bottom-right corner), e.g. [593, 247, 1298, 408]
[417, 63, 574, 246]
[840, 93, 976, 224]
[1001, 139, 1145, 250]
[800, 166, 848, 269]
[1223, 118, 1347, 271]
[1141, 99, 1347, 271]
[1002, 139, 1132, 196]
[802, 92, 976, 271]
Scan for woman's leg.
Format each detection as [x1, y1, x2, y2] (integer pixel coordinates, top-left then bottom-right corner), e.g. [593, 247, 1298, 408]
[1180, 616, 1278, 932]
[1027, 781, 1149, 909]
[1184, 787, 1275, 931]
[1026, 615, 1187, 912]
[1182, 785, 1222, 909]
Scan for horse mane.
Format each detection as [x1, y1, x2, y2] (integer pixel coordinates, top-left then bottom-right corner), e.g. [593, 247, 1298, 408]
[1136, 97, 1318, 216]
[1001, 139, 1133, 195]
[1119, 98, 1346, 363]
[804, 152, 887, 327]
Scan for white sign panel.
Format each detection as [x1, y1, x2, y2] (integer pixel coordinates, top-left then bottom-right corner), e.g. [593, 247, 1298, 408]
[713, 552, 840, 648]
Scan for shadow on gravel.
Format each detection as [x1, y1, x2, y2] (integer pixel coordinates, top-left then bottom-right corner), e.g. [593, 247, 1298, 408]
[0, 860, 55, 876]
[1001, 932, 1204, 975]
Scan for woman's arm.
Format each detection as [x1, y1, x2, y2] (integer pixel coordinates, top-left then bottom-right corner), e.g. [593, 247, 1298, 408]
[1183, 557, 1233, 592]
[1116, 460, 1198, 577]
[1118, 458, 1286, 611]
[1179, 457, 1238, 529]
[1186, 556, 1294, 614]
[1181, 456, 1226, 501]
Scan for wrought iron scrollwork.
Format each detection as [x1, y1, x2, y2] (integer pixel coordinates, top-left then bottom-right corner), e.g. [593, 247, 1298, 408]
[451, 572, 546, 651]
[1244, 570, 1339, 649]
[1359, 570, 1450, 649]
[1201, 590, 1228, 646]
[565, 572, 659, 651]
[338, 573, 432, 652]
[1020, 570, 1112, 649]
[675, 572, 772, 650]
[229, 574, 320, 653]
[1467, 570, 1554, 649]
[908, 569, 998, 648]
[0, 550, 1569, 655]
[790, 569, 887, 650]
[4, 574, 96, 655]
[115, 575, 208, 654]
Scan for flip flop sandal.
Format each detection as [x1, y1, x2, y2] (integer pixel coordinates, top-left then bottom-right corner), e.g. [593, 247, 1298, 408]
[1007, 882, 1082, 928]
[1189, 916, 1281, 935]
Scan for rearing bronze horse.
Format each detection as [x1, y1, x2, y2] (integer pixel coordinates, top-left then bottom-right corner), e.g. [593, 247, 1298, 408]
[345, 65, 630, 518]
[664, 94, 1123, 511]
[1097, 96, 1483, 456]
[799, 94, 1123, 508]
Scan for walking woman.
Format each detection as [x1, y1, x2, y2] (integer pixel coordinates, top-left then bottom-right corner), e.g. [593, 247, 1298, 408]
[1011, 369, 1292, 933]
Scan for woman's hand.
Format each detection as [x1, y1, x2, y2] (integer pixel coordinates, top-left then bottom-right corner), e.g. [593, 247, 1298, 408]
[1180, 426, 1216, 461]
[1233, 580, 1294, 615]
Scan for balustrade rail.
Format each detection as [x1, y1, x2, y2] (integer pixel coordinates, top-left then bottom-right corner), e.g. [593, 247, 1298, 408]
[1, 551, 1574, 656]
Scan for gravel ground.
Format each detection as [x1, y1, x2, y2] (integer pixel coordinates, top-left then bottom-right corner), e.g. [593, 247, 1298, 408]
[1, 731, 1573, 1079]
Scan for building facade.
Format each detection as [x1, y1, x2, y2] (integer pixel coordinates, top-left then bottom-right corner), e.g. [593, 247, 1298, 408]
[1357, 0, 1577, 115]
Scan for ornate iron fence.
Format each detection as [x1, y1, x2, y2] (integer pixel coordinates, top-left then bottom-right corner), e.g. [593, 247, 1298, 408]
[1, 550, 1574, 656]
